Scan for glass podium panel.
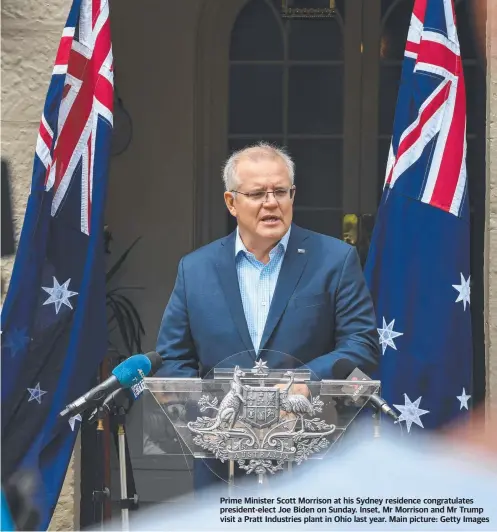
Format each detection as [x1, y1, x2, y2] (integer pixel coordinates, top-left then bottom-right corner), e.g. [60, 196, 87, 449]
[141, 351, 380, 481]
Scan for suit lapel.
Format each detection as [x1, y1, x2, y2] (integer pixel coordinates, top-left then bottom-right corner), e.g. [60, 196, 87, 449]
[216, 232, 255, 355]
[259, 225, 310, 353]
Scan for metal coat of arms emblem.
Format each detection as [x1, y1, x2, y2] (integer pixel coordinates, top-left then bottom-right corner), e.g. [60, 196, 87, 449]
[187, 363, 336, 477]
[241, 387, 279, 428]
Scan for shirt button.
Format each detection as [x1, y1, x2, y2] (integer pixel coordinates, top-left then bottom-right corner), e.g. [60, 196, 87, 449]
[261, 301, 267, 306]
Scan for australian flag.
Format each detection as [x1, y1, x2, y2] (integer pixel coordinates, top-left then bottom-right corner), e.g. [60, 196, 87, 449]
[1, 0, 113, 528]
[364, 0, 473, 432]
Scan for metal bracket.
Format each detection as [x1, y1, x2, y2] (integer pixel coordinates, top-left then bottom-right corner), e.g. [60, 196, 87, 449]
[343, 214, 375, 267]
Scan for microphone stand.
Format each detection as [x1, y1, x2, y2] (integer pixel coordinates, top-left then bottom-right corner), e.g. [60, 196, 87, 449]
[108, 392, 139, 531]
[117, 406, 130, 531]
[93, 407, 110, 530]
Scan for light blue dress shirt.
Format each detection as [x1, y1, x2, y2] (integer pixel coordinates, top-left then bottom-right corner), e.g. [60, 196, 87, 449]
[235, 226, 291, 352]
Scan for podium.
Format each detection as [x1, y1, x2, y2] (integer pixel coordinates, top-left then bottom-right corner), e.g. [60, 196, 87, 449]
[140, 351, 381, 488]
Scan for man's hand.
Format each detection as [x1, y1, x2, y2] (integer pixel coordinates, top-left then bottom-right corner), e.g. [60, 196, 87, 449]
[157, 391, 180, 405]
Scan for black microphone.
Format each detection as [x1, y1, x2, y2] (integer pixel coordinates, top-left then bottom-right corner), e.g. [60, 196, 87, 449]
[58, 352, 156, 420]
[93, 351, 163, 419]
[333, 359, 400, 422]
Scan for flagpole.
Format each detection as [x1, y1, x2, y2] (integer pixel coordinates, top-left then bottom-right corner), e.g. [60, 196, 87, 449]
[101, 359, 113, 521]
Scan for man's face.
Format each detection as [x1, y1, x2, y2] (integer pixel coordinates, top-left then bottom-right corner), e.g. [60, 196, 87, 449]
[224, 156, 295, 245]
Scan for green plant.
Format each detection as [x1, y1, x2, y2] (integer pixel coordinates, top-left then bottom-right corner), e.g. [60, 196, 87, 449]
[106, 235, 145, 357]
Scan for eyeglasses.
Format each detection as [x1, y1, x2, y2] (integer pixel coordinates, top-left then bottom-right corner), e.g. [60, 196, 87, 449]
[231, 187, 295, 204]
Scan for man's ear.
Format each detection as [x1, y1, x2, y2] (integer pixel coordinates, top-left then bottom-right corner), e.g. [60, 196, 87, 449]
[224, 191, 237, 217]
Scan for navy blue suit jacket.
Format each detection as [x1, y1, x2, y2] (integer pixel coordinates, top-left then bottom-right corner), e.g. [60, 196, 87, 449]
[156, 224, 380, 380]
[155, 224, 380, 491]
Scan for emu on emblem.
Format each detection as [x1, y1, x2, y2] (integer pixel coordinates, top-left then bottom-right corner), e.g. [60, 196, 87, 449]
[240, 387, 279, 429]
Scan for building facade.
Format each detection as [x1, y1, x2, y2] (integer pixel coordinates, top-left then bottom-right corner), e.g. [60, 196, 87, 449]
[1, 0, 496, 528]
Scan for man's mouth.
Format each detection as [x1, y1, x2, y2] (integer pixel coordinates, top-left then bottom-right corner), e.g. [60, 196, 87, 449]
[260, 215, 280, 224]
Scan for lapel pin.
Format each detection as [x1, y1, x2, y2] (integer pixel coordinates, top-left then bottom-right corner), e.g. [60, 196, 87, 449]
[297, 248, 306, 254]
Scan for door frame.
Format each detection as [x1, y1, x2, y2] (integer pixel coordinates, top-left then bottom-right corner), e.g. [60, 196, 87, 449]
[193, 0, 248, 248]
[343, 0, 382, 216]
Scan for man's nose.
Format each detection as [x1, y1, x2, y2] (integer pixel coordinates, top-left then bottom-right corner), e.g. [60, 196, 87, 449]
[262, 192, 279, 206]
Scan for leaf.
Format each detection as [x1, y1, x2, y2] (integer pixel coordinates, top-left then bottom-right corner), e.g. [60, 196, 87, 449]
[106, 236, 142, 283]
[107, 286, 144, 295]
[107, 297, 133, 355]
[106, 298, 119, 321]
[108, 339, 118, 351]
[112, 300, 133, 355]
[105, 236, 146, 357]
[120, 300, 143, 351]
[107, 307, 116, 326]
[112, 293, 145, 336]
[111, 295, 138, 341]
[107, 291, 146, 355]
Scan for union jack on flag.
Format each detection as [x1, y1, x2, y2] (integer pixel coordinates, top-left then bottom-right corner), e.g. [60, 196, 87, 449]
[36, 0, 113, 234]
[1, 0, 114, 527]
[364, 0, 473, 432]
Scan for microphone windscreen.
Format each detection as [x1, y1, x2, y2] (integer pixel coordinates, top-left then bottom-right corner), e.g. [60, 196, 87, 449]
[332, 358, 357, 380]
[112, 354, 152, 387]
[145, 351, 163, 375]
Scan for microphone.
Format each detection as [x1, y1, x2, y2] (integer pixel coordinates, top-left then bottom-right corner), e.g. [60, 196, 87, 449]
[58, 353, 154, 420]
[95, 351, 163, 419]
[333, 359, 400, 422]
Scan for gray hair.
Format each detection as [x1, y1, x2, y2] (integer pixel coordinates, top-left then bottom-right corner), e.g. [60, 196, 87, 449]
[222, 142, 295, 191]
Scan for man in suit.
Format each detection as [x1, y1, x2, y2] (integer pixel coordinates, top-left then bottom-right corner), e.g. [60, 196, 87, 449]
[155, 143, 380, 490]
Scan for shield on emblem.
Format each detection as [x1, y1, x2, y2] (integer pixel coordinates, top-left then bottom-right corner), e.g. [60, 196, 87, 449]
[240, 387, 280, 428]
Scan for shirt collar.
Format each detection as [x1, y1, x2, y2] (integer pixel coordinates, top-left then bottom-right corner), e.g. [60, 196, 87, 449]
[235, 225, 292, 257]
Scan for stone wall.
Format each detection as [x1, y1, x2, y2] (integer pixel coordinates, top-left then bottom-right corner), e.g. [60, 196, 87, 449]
[48, 434, 81, 532]
[486, 0, 497, 412]
[1, 1, 67, 288]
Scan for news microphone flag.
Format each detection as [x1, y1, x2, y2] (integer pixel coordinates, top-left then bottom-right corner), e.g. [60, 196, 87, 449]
[364, 0, 472, 432]
[0, 0, 113, 527]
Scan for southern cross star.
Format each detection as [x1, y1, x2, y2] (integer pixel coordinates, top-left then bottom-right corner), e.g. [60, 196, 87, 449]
[393, 394, 430, 433]
[42, 277, 78, 314]
[377, 317, 404, 355]
[452, 273, 471, 310]
[69, 414, 83, 431]
[456, 387, 471, 410]
[27, 383, 47, 404]
[3, 327, 30, 357]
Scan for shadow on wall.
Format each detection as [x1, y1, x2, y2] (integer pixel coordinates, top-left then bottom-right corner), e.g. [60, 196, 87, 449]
[1, 159, 16, 301]
[2, 159, 15, 258]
